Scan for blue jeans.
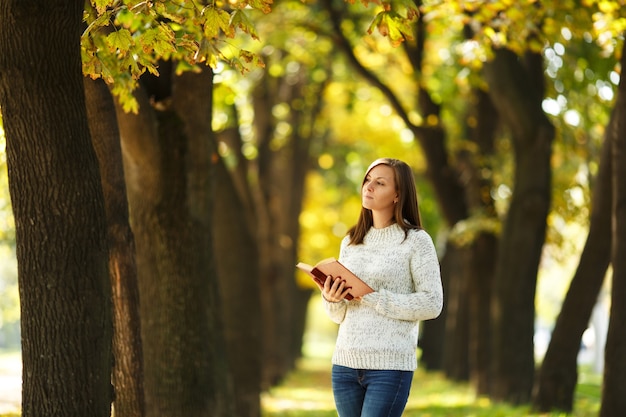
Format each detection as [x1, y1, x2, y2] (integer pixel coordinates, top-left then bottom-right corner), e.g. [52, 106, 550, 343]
[331, 364, 413, 417]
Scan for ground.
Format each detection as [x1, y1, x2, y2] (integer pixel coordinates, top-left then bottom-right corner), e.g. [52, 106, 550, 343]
[0, 351, 20, 415]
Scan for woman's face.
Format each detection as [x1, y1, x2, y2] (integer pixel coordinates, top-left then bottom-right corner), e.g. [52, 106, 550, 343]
[361, 164, 398, 212]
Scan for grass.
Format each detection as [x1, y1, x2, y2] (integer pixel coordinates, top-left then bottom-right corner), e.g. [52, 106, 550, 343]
[0, 349, 601, 417]
[262, 297, 601, 416]
[0, 296, 602, 417]
[261, 356, 601, 417]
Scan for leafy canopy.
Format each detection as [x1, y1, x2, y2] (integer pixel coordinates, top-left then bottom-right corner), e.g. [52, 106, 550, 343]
[351, 0, 419, 46]
[362, 1, 624, 63]
[82, 0, 273, 112]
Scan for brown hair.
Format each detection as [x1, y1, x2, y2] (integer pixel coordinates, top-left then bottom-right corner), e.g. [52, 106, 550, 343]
[348, 158, 423, 245]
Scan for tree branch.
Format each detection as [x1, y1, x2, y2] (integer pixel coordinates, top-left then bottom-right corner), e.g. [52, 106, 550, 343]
[320, 0, 426, 136]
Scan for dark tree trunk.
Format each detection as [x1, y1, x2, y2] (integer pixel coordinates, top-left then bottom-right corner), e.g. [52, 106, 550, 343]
[414, 116, 467, 375]
[419, 243, 450, 370]
[0, 1, 112, 416]
[484, 49, 554, 404]
[116, 65, 234, 417]
[600, 38, 626, 417]
[459, 89, 499, 395]
[441, 243, 469, 380]
[212, 151, 262, 417]
[250, 64, 319, 387]
[532, 119, 612, 412]
[213, 124, 263, 403]
[466, 233, 497, 394]
[84, 77, 146, 417]
[405, 3, 469, 373]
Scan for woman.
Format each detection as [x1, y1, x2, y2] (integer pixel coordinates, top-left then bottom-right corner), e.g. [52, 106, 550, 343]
[322, 158, 443, 417]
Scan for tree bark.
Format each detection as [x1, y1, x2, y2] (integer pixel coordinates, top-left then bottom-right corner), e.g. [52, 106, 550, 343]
[212, 151, 262, 417]
[600, 37, 626, 417]
[0, 1, 112, 416]
[441, 243, 469, 380]
[174, 67, 262, 417]
[484, 49, 554, 404]
[84, 77, 146, 417]
[405, 2, 469, 373]
[532, 118, 612, 412]
[251, 65, 317, 387]
[116, 65, 234, 417]
[459, 89, 499, 395]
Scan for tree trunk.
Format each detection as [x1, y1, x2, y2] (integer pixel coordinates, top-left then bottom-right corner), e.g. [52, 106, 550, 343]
[406, 9, 469, 373]
[251, 66, 318, 387]
[465, 233, 497, 393]
[213, 139, 262, 417]
[460, 89, 499, 395]
[484, 49, 554, 404]
[414, 119, 467, 374]
[0, 1, 113, 416]
[84, 77, 146, 417]
[532, 119, 612, 412]
[116, 65, 234, 417]
[600, 38, 626, 417]
[441, 243, 469, 380]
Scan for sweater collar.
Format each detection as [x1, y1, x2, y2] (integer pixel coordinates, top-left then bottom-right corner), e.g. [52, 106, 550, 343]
[364, 223, 403, 244]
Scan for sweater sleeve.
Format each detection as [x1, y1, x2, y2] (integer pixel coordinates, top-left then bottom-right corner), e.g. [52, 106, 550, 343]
[322, 296, 348, 323]
[360, 230, 443, 321]
[321, 236, 350, 323]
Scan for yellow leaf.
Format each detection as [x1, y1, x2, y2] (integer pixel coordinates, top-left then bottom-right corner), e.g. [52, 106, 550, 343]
[91, 0, 111, 15]
[202, 6, 232, 39]
[246, 0, 273, 14]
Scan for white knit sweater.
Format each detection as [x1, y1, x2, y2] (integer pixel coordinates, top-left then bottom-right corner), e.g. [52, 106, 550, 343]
[323, 223, 443, 371]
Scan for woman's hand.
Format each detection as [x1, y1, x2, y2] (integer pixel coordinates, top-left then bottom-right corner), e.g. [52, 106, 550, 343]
[322, 275, 352, 302]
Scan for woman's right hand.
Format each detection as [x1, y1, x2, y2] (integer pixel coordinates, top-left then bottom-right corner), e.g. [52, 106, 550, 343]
[322, 275, 351, 302]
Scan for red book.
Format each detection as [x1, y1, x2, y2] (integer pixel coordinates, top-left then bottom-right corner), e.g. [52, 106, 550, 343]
[296, 257, 374, 300]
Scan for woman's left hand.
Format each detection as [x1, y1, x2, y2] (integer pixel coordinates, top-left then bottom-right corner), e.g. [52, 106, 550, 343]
[322, 275, 352, 302]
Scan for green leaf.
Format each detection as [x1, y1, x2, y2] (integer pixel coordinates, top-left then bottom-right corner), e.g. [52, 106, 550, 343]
[368, 11, 414, 46]
[239, 49, 265, 68]
[121, 54, 143, 78]
[111, 82, 139, 114]
[91, 0, 111, 15]
[153, 1, 186, 24]
[202, 6, 232, 39]
[145, 62, 160, 77]
[366, 12, 384, 35]
[153, 39, 177, 58]
[105, 29, 134, 53]
[388, 12, 414, 42]
[83, 9, 113, 37]
[139, 24, 177, 58]
[192, 38, 220, 67]
[229, 10, 259, 40]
